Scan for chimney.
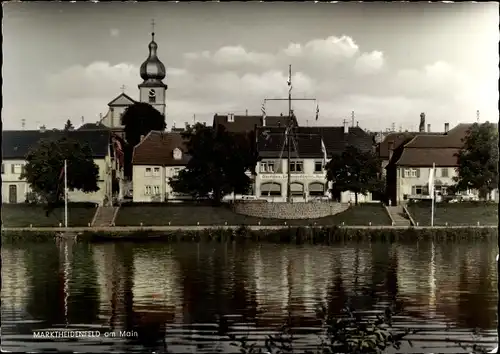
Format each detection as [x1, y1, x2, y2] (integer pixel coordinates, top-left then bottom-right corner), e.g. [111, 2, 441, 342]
[444, 123, 449, 133]
[427, 124, 431, 133]
[203, 122, 206, 126]
[245, 109, 248, 116]
[419, 112, 426, 132]
[39, 125, 46, 133]
[388, 141, 394, 161]
[343, 120, 349, 134]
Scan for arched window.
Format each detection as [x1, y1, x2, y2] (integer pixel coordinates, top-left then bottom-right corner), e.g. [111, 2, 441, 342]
[148, 89, 156, 104]
[260, 182, 282, 197]
[309, 182, 325, 196]
[290, 182, 304, 196]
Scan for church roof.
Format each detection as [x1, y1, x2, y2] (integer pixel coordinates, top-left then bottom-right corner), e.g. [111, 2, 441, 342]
[2, 130, 111, 160]
[108, 93, 136, 107]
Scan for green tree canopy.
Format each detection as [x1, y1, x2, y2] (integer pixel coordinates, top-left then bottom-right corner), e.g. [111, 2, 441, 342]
[64, 119, 74, 131]
[121, 102, 166, 178]
[170, 123, 252, 204]
[121, 102, 166, 147]
[20, 136, 100, 213]
[325, 145, 381, 205]
[452, 121, 498, 200]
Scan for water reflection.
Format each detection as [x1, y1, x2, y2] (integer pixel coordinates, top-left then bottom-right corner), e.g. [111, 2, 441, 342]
[1, 239, 497, 353]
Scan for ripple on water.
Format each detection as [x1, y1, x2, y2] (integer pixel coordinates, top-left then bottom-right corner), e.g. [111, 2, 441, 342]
[1, 240, 497, 353]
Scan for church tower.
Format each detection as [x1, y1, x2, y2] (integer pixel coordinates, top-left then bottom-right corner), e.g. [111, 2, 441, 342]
[138, 21, 168, 117]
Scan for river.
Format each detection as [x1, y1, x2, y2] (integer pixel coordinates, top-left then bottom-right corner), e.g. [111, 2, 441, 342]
[1, 238, 498, 353]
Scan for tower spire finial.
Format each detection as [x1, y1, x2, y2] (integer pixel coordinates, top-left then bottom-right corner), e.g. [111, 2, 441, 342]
[151, 19, 155, 39]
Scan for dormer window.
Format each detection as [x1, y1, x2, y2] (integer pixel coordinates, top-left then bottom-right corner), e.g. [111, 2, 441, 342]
[228, 113, 235, 122]
[148, 89, 156, 104]
[173, 148, 182, 160]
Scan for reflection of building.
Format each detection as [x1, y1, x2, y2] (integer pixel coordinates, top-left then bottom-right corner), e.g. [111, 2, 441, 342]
[132, 249, 183, 322]
[1, 248, 29, 316]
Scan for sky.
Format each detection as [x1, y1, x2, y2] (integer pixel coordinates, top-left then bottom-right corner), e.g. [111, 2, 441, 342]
[2, 2, 499, 132]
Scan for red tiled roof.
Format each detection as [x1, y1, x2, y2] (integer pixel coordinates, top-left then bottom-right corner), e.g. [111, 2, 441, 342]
[132, 131, 190, 166]
[396, 148, 460, 167]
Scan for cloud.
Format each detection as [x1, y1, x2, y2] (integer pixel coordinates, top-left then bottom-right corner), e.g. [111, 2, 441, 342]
[6, 33, 496, 132]
[110, 28, 120, 37]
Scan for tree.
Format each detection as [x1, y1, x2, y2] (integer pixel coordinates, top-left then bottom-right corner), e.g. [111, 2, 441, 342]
[20, 136, 100, 214]
[452, 122, 498, 200]
[64, 119, 74, 131]
[121, 102, 166, 177]
[170, 123, 252, 204]
[325, 145, 381, 205]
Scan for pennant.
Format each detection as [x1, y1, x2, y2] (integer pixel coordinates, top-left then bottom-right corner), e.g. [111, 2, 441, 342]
[321, 138, 327, 166]
[428, 164, 435, 198]
[316, 104, 319, 121]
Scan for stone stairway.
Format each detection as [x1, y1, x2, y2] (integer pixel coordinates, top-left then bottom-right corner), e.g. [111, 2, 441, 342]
[387, 206, 412, 226]
[92, 206, 119, 227]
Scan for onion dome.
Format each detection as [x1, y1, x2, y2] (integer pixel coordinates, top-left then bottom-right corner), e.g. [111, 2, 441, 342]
[139, 32, 166, 82]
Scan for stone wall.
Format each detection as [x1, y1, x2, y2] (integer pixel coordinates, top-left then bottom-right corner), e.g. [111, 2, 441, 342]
[233, 201, 349, 219]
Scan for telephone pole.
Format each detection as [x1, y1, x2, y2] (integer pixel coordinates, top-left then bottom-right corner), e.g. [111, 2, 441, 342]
[262, 65, 317, 202]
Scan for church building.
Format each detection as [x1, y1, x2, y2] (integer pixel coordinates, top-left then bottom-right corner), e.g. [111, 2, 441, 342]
[99, 27, 168, 136]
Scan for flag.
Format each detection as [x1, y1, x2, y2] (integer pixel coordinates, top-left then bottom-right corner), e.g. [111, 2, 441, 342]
[112, 136, 124, 168]
[287, 71, 292, 93]
[261, 102, 266, 118]
[321, 138, 327, 166]
[315, 104, 319, 121]
[428, 164, 435, 198]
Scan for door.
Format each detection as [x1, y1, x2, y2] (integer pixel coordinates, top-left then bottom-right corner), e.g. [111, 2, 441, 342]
[9, 185, 17, 203]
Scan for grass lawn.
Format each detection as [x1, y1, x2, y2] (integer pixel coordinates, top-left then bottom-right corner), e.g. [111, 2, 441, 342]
[114, 202, 391, 226]
[2, 204, 98, 227]
[407, 202, 498, 226]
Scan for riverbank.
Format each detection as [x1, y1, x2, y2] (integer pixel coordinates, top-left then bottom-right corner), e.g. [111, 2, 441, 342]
[2, 225, 497, 243]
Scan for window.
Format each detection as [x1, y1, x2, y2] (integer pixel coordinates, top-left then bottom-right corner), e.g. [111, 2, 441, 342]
[404, 168, 418, 178]
[153, 167, 160, 176]
[145, 185, 152, 195]
[1, 164, 4, 174]
[148, 89, 156, 104]
[153, 185, 160, 195]
[12, 164, 22, 174]
[260, 162, 275, 173]
[290, 161, 303, 173]
[172, 168, 181, 177]
[441, 168, 449, 178]
[145, 167, 152, 176]
[314, 161, 323, 173]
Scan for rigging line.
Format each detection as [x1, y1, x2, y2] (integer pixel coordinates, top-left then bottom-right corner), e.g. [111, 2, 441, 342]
[277, 130, 287, 173]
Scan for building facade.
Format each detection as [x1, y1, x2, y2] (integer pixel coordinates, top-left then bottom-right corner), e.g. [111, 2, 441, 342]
[253, 124, 375, 203]
[2, 130, 114, 205]
[131, 131, 190, 202]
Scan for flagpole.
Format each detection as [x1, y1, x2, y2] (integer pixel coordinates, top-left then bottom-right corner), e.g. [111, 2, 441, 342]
[64, 159, 68, 228]
[430, 162, 435, 227]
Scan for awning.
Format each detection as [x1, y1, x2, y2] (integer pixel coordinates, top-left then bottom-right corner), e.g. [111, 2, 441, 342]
[309, 182, 325, 192]
[261, 182, 281, 193]
[290, 183, 304, 192]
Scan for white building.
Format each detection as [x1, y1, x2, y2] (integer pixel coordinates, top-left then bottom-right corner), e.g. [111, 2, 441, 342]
[387, 123, 499, 204]
[131, 131, 190, 202]
[1, 129, 114, 205]
[254, 124, 375, 203]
